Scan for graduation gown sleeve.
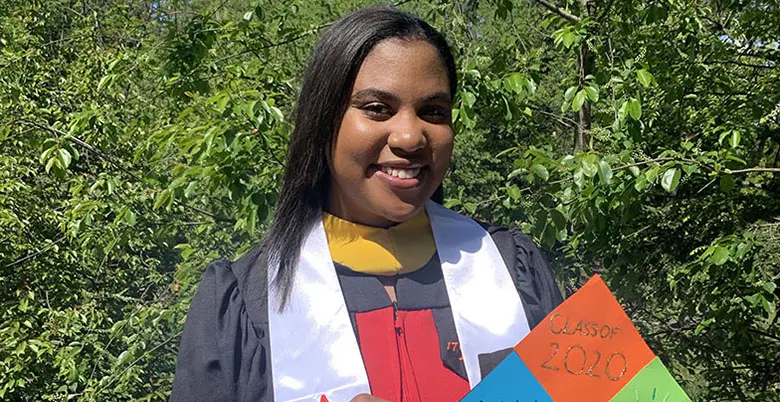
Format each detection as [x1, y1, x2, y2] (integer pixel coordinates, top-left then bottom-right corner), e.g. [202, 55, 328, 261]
[484, 225, 565, 329]
[170, 247, 273, 402]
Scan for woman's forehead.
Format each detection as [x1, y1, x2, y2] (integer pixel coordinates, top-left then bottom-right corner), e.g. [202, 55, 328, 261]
[351, 39, 450, 99]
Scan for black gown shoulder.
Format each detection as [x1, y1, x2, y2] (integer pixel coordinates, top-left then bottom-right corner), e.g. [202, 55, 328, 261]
[479, 224, 564, 328]
[170, 245, 273, 402]
[170, 226, 563, 402]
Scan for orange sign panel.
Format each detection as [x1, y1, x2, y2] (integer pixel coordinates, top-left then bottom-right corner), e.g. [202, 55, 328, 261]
[514, 275, 655, 402]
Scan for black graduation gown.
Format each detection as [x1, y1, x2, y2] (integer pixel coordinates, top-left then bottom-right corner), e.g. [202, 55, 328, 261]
[170, 225, 563, 402]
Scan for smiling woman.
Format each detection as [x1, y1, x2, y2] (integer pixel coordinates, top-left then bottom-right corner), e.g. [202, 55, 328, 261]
[171, 6, 563, 402]
[329, 39, 454, 227]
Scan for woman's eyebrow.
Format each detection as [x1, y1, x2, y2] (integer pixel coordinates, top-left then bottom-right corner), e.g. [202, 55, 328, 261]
[423, 92, 452, 104]
[352, 88, 451, 104]
[352, 88, 399, 103]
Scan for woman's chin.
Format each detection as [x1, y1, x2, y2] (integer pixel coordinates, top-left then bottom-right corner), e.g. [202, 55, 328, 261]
[380, 203, 427, 224]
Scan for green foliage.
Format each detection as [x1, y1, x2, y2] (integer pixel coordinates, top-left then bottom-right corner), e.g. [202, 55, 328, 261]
[0, 0, 777, 400]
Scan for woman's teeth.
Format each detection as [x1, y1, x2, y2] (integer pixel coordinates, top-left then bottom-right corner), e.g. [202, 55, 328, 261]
[381, 166, 421, 179]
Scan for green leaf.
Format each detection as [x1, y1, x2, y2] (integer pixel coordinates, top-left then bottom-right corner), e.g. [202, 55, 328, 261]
[541, 222, 557, 248]
[646, 166, 660, 183]
[505, 73, 524, 94]
[216, 95, 229, 112]
[562, 32, 575, 48]
[762, 297, 775, 316]
[530, 164, 549, 181]
[564, 86, 577, 102]
[627, 98, 642, 120]
[243, 11, 253, 21]
[525, 78, 537, 95]
[248, 205, 258, 235]
[694, 317, 714, 335]
[634, 174, 648, 191]
[718, 130, 730, 145]
[584, 86, 599, 103]
[45, 157, 57, 173]
[116, 350, 132, 366]
[763, 282, 777, 294]
[681, 164, 698, 175]
[462, 91, 476, 108]
[572, 90, 587, 111]
[58, 148, 72, 168]
[661, 168, 680, 192]
[582, 154, 599, 178]
[123, 209, 136, 226]
[245, 100, 258, 120]
[502, 97, 513, 119]
[184, 181, 197, 198]
[629, 166, 641, 177]
[636, 69, 654, 87]
[598, 160, 613, 185]
[153, 189, 172, 210]
[507, 186, 521, 201]
[573, 168, 584, 188]
[618, 101, 629, 121]
[270, 106, 284, 121]
[729, 131, 741, 148]
[39, 146, 56, 165]
[550, 209, 566, 230]
[97, 74, 113, 92]
[710, 246, 729, 265]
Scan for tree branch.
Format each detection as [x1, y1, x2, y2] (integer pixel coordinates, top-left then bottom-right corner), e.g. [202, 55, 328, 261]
[748, 329, 780, 343]
[95, 330, 183, 396]
[214, 23, 333, 64]
[5, 236, 67, 269]
[727, 167, 780, 174]
[717, 59, 777, 70]
[21, 120, 234, 223]
[528, 105, 580, 128]
[532, 0, 581, 23]
[22, 120, 145, 181]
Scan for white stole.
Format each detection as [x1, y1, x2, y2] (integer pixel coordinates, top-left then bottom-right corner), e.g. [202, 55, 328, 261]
[268, 201, 531, 401]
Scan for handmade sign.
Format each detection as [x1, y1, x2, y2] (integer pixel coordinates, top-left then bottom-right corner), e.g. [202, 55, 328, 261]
[462, 275, 690, 402]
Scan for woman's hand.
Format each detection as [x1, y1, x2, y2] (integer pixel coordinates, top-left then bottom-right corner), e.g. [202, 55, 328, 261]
[350, 394, 390, 402]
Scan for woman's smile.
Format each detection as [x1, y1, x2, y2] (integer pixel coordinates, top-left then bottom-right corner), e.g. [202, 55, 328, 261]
[373, 164, 426, 190]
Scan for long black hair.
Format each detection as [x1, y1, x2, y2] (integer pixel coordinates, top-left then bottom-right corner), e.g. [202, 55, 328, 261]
[265, 6, 457, 309]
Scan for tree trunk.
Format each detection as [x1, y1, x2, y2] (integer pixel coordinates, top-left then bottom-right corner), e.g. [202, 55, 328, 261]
[532, 0, 594, 150]
[574, 0, 593, 151]
[575, 39, 593, 150]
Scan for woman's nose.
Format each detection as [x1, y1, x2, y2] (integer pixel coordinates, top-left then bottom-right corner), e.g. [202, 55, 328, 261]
[387, 114, 427, 154]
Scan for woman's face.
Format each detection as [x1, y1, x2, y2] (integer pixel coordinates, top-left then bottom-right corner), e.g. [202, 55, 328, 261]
[327, 39, 454, 227]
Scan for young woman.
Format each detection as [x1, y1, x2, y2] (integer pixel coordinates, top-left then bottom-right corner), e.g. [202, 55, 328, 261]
[171, 6, 562, 402]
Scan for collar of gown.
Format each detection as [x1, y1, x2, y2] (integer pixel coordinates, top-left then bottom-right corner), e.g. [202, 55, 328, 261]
[321, 210, 436, 276]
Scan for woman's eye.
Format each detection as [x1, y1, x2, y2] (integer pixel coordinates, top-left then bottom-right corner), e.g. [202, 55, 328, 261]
[421, 106, 450, 123]
[361, 103, 392, 118]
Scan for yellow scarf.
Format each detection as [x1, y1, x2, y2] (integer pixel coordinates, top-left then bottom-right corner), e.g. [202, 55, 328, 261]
[322, 211, 436, 276]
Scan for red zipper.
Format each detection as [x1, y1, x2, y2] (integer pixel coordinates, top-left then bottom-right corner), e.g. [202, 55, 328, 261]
[393, 299, 404, 402]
